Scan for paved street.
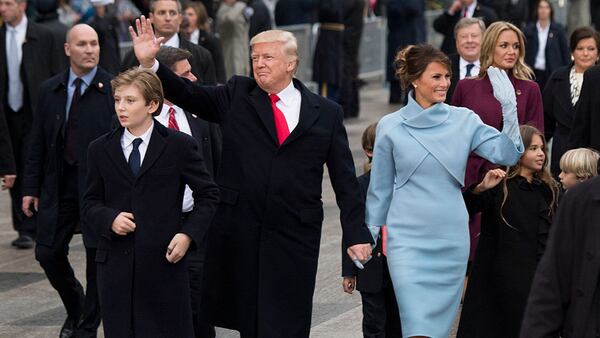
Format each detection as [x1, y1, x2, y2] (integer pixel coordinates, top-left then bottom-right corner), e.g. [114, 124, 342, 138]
[0, 83, 459, 337]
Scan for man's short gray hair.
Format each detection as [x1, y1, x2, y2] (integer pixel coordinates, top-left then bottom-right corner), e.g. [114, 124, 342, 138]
[454, 17, 486, 38]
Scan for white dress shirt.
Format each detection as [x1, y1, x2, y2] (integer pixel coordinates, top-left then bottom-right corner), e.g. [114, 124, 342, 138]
[272, 80, 301, 133]
[534, 22, 550, 71]
[156, 104, 194, 212]
[163, 33, 180, 48]
[459, 57, 481, 79]
[189, 29, 200, 45]
[462, 1, 477, 17]
[5, 15, 27, 65]
[121, 122, 154, 167]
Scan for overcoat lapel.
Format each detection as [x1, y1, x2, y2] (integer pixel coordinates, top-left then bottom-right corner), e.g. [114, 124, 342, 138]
[249, 85, 279, 146]
[555, 70, 574, 115]
[185, 111, 202, 138]
[281, 81, 320, 147]
[51, 71, 70, 142]
[137, 125, 167, 178]
[105, 128, 135, 182]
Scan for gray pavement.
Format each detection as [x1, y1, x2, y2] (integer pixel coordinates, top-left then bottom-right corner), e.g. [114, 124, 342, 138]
[0, 83, 460, 338]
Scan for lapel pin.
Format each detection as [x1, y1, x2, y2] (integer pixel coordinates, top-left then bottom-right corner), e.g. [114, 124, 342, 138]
[516, 89, 522, 96]
[192, 114, 198, 118]
[98, 82, 104, 88]
[549, 32, 554, 38]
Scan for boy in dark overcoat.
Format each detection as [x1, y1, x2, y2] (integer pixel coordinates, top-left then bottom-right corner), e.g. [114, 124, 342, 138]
[83, 68, 219, 337]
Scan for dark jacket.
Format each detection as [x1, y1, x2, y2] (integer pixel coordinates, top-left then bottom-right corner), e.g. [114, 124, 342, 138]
[524, 21, 570, 76]
[196, 30, 227, 84]
[122, 34, 217, 85]
[458, 177, 556, 338]
[274, 0, 319, 26]
[569, 65, 600, 151]
[386, 0, 426, 82]
[520, 176, 600, 338]
[433, 3, 498, 55]
[0, 105, 15, 174]
[22, 68, 115, 248]
[83, 122, 219, 338]
[1, 21, 63, 115]
[155, 64, 373, 337]
[446, 53, 461, 104]
[248, 0, 272, 39]
[480, 0, 529, 26]
[312, 0, 344, 85]
[543, 65, 575, 177]
[90, 13, 121, 76]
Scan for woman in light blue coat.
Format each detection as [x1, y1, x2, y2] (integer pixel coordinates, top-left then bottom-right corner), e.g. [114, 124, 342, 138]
[365, 44, 524, 338]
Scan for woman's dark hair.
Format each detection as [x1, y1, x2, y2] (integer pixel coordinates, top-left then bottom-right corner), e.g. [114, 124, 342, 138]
[533, 0, 554, 22]
[569, 26, 600, 53]
[394, 44, 451, 91]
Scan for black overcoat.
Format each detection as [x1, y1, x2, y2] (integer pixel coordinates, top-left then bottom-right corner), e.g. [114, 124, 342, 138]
[83, 122, 219, 338]
[524, 22, 570, 77]
[0, 104, 15, 175]
[312, 0, 344, 85]
[520, 176, 600, 338]
[155, 64, 373, 337]
[21, 68, 115, 248]
[542, 65, 575, 177]
[457, 177, 555, 338]
[569, 65, 600, 151]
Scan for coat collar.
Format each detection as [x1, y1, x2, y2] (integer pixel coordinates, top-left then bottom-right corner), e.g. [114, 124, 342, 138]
[52, 67, 111, 95]
[399, 91, 449, 128]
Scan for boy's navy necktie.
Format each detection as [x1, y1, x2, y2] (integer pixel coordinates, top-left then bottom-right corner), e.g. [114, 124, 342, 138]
[129, 138, 143, 177]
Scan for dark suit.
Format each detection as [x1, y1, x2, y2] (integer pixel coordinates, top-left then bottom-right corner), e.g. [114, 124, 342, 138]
[83, 122, 219, 338]
[155, 64, 373, 337]
[569, 65, 600, 151]
[0, 105, 15, 175]
[196, 30, 226, 84]
[122, 34, 217, 85]
[520, 176, 600, 338]
[22, 67, 115, 336]
[274, 0, 319, 26]
[524, 21, 570, 90]
[543, 65, 575, 177]
[447, 53, 461, 104]
[434, 3, 498, 55]
[1, 20, 62, 238]
[342, 171, 401, 338]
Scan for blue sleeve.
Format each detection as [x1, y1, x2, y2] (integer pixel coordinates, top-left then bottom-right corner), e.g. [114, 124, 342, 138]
[470, 113, 524, 166]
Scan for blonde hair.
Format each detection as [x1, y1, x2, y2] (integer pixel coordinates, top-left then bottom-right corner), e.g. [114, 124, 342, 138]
[111, 68, 164, 116]
[250, 30, 298, 70]
[479, 21, 534, 80]
[559, 148, 600, 179]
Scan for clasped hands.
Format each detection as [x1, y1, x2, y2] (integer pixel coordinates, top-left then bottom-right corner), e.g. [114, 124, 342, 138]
[347, 243, 372, 269]
[111, 212, 191, 263]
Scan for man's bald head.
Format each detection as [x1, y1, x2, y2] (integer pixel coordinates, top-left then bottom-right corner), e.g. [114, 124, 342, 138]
[65, 24, 100, 76]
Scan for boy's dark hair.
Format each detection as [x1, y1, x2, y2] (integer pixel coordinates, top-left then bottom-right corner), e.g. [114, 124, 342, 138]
[156, 46, 193, 72]
[111, 68, 164, 117]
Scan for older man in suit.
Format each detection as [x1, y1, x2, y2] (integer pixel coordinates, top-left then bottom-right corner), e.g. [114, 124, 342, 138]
[155, 46, 220, 338]
[434, 0, 497, 55]
[130, 18, 374, 338]
[21, 24, 115, 338]
[0, 0, 63, 249]
[446, 17, 484, 103]
[122, 0, 216, 85]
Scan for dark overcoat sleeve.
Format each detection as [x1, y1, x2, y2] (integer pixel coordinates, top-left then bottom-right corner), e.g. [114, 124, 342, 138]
[519, 186, 577, 337]
[21, 83, 50, 197]
[542, 72, 557, 141]
[0, 105, 15, 175]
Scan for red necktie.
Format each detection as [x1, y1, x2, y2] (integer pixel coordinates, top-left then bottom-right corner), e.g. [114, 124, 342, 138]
[381, 225, 388, 256]
[462, 8, 468, 17]
[168, 106, 180, 131]
[269, 94, 290, 145]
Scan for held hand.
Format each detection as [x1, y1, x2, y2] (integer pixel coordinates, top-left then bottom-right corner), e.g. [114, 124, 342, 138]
[111, 212, 136, 235]
[474, 168, 506, 193]
[1, 174, 16, 190]
[488, 66, 516, 108]
[128, 16, 164, 68]
[347, 243, 372, 262]
[342, 276, 356, 294]
[166, 233, 192, 263]
[21, 196, 39, 217]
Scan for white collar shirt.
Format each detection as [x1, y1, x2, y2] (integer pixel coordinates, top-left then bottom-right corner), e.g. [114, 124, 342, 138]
[189, 29, 199, 45]
[534, 21, 550, 70]
[463, 1, 477, 17]
[163, 33, 180, 48]
[459, 57, 481, 79]
[272, 80, 301, 133]
[121, 121, 154, 167]
[5, 15, 27, 64]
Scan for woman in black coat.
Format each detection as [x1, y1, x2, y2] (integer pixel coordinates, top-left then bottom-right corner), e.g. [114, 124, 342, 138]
[543, 26, 600, 177]
[524, 0, 570, 90]
[457, 125, 560, 338]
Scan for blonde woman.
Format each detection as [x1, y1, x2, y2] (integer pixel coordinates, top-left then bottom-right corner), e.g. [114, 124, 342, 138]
[451, 21, 544, 269]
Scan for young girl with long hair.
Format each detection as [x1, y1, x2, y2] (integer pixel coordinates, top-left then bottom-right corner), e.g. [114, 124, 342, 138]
[457, 125, 560, 338]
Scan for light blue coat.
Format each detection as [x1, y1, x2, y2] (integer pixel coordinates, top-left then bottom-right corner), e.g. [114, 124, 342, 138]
[365, 93, 523, 338]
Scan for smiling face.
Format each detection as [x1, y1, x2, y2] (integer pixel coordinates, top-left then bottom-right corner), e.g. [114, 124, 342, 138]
[251, 41, 296, 94]
[412, 61, 451, 108]
[492, 30, 520, 70]
[150, 0, 182, 39]
[114, 85, 158, 136]
[573, 37, 599, 73]
[519, 134, 546, 178]
[456, 23, 483, 63]
[65, 25, 100, 76]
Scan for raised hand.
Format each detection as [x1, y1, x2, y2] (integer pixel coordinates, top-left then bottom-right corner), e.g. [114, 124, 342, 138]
[128, 15, 164, 68]
[474, 168, 507, 193]
[488, 66, 517, 108]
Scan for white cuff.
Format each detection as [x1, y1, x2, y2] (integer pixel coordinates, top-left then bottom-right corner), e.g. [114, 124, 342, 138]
[140, 59, 159, 72]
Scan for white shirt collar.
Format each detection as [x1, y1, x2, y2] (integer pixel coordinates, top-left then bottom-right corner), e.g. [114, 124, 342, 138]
[159, 102, 183, 118]
[273, 80, 296, 107]
[123, 121, 154, 147]
[190, 29, 199, 45]
[459, 57, 480, 68]
[536, 21, 550, 33]
[465, 1, 477, 16]
[8, 14, 27, 33]
[163, 33, 180, 48]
